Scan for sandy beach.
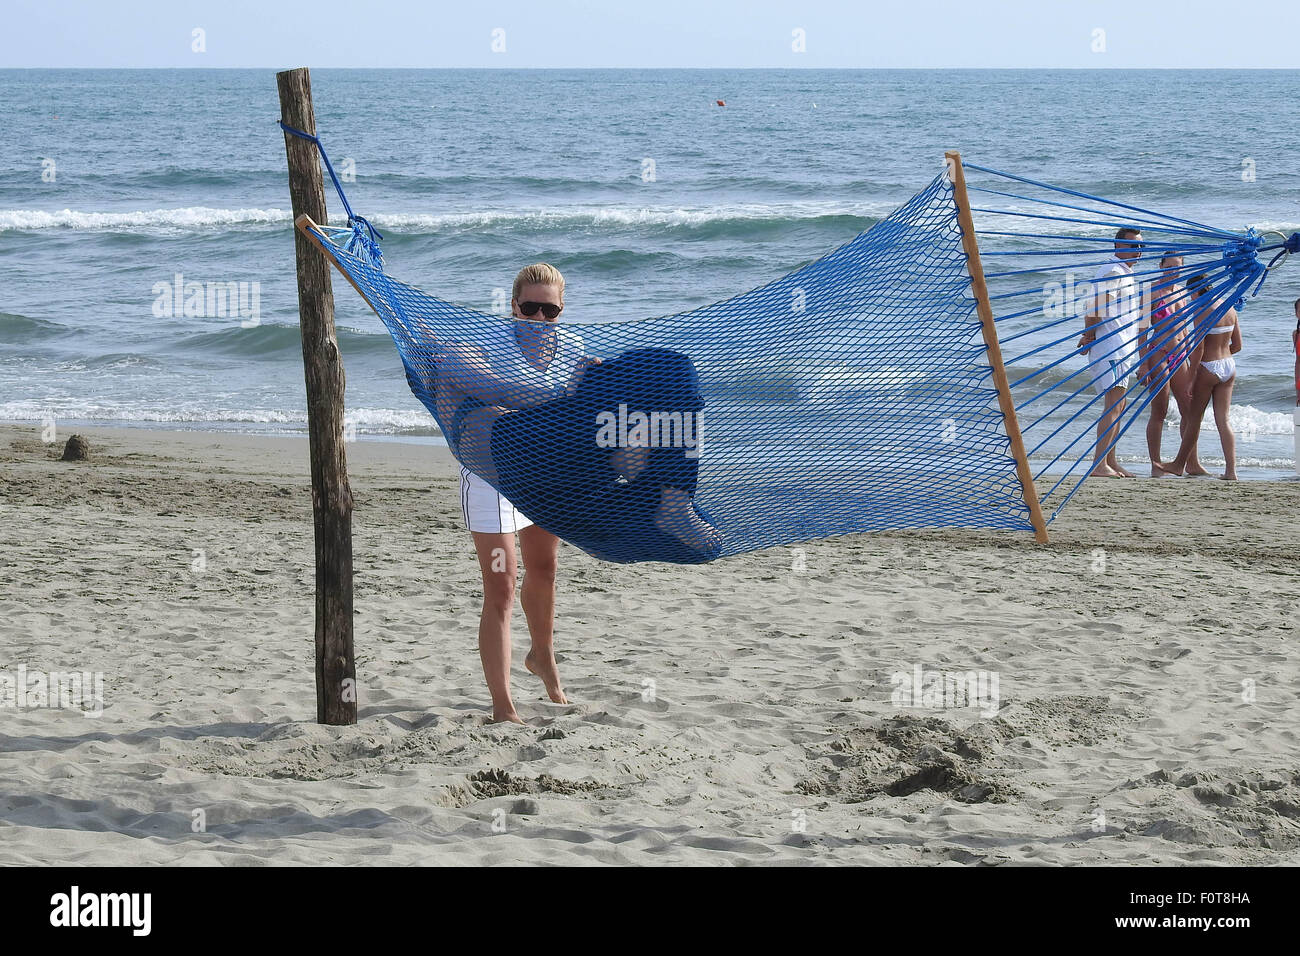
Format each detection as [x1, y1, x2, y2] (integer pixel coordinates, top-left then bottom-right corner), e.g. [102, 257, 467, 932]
[1, 421, 1298, 865]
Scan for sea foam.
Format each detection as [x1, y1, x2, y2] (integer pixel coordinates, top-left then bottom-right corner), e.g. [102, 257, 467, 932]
[0, 201, 895, 233]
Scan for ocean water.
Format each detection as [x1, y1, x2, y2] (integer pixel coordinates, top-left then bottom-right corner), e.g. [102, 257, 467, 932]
[2, 69, 1297, 474]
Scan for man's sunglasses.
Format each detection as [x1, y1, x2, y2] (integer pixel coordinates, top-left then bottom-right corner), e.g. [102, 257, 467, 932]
[518, 301, 563, 319]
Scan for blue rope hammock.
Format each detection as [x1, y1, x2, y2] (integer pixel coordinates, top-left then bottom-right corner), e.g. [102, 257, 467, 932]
[280, 122, 1297, 564]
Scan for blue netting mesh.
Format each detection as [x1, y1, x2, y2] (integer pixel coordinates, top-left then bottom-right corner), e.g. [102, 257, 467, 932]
[299, 157, 1282, 564]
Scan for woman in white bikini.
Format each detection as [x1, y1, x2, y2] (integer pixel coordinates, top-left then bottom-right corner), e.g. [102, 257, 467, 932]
[1163, 275, 1243, 480]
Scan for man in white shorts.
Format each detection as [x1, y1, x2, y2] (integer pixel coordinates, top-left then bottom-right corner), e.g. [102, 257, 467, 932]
[1078, 227, 1143, 478]
[456, 263, 588, 723]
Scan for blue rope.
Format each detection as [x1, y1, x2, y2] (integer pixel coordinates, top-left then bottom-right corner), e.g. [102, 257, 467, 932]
[966, 188, 1235, 242]
[1250, 230, 1300, 298]
[975, 230, 1225, 252]
[964, 163, 1240, 239]
[1261, 232, 1300, 256]
[968, 199, 1230, 243]
[278, 121, 384, 268]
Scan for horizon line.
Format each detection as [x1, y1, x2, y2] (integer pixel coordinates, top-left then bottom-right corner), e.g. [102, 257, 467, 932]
[4, 65, 1298, 71]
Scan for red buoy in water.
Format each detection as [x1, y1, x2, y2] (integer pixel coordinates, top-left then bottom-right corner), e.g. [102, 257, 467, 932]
[716, 99, 725, 107]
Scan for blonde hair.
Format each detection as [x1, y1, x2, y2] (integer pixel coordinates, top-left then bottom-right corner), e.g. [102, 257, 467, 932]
[512, 263, 565, 302]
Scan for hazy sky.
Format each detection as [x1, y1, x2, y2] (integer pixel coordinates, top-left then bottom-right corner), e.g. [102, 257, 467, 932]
[7, 0, 1299, 69]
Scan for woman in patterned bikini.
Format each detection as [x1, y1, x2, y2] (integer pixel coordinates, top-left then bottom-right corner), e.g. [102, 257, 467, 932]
[1144, 255, 1209, 476]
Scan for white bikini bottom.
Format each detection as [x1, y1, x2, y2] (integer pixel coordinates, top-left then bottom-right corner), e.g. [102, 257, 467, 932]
[1200, 357, 1236, 383]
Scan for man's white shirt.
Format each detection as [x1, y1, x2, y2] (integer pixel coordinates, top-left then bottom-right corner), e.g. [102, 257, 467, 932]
[477, 319, 586, 395]
[1089, 255, 1141, 362]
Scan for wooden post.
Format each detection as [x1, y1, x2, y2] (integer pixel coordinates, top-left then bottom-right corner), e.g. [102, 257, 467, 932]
[946, 151, 1050, 544]
[278, 68, 357, 724]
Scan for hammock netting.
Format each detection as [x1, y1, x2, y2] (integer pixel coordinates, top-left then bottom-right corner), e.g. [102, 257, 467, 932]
[290, 133, 1294, 565]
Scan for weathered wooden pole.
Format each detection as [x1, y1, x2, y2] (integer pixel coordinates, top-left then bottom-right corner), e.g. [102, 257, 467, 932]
[946, 150, 1050, 544]
[277, 67, 357, 724]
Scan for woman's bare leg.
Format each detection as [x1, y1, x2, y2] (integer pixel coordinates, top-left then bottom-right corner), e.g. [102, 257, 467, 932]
[471, 531, 522, 723]
[1147, 381, 1172, 475]
[517, 524, 567, 704]
[1165, 367, 1216, 475]
[1171, 362, 1209, 475]
[1212, 378, 1237, 480]
[655, 486, 722, 551]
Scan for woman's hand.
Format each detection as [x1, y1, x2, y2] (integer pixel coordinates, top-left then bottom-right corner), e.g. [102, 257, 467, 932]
[565, 356, 602, 396]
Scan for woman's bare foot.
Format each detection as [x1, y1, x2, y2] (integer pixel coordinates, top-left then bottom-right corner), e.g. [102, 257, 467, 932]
[1185, 463, 1212, 476]
[1150, 461, 1179, 478]
[1090, 463, 1122, 478]
[492, 707, 525, 725]
[1113, 465, 1138, 478]
[525, 650, 568, 704]
[655, 487, 722, 552]
[1219, 471, 1238, 481]
[1159, 460, 1184, 477]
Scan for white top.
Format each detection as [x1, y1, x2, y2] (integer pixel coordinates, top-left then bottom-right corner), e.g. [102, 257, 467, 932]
[442, 318, 587, 480]
[477, 320, 586, 395]
[1089, 256, 1141, 360]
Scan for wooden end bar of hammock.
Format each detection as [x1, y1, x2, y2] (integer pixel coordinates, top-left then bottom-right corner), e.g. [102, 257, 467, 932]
[294, 214, 386, 319]
[945, 150, 1051, 545]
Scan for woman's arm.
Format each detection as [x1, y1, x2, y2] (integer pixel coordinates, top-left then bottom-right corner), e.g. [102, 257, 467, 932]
[441, 343, 564, 409]
[1229, 309, 1242, 355]
[1137, 284, 1154, 374]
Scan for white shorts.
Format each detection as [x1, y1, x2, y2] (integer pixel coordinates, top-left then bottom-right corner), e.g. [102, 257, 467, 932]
[1090, 354, 1136, 395]
[459, 466, 533, 534]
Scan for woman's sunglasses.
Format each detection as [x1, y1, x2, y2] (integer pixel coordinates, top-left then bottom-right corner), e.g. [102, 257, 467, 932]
[517, 301, 563, 319]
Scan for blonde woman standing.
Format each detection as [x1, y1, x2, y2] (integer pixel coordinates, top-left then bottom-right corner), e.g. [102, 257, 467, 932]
[438, 264, 588, 723]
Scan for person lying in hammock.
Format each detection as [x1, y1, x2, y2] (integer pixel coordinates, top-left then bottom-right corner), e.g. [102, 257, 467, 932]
[422, 322, 722, 565]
